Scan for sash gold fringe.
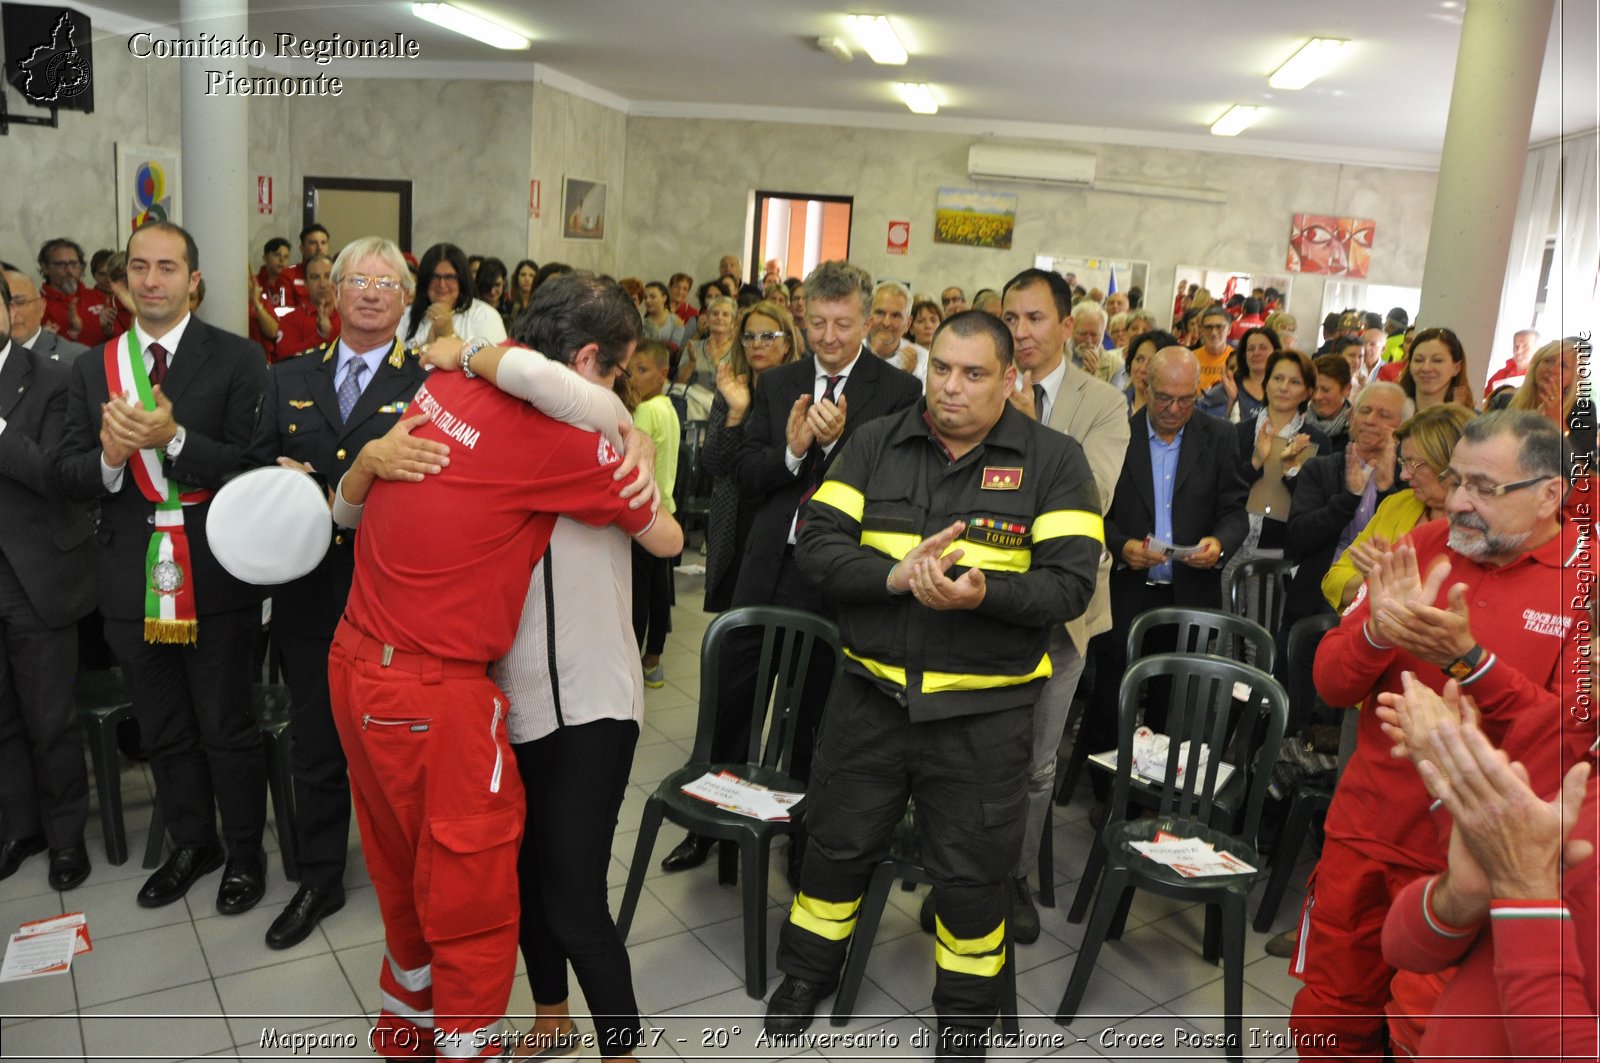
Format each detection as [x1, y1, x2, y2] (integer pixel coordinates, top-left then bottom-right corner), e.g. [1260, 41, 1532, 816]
[144, 618, 198, 645]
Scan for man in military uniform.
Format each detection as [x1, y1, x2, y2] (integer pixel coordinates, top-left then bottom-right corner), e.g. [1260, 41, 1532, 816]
[765, 310, 1103, 1059]
[241, 235, 428, 949]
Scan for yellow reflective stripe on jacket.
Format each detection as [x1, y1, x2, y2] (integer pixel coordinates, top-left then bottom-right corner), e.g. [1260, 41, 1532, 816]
[1033, 509, 1105, 544]
[860, 530, 922, 560]
[955, 539, 1031, 573]
[845, 649, 909, 688]
[921, 652, 1052, 693]
[934, 915, 1006, 978]
[846, 650, 1050, 693]
[811, 480, 864, 522]
[789, 892, 862, 941]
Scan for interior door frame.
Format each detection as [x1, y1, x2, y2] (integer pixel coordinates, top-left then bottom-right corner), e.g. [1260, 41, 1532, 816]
[303, 176, 413, 251]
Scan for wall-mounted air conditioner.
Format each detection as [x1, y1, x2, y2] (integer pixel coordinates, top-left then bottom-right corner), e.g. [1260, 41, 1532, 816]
[967, 142, 1096, 186]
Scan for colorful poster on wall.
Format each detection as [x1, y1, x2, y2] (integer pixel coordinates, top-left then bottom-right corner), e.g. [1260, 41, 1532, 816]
[1287, 213, 1374, 278]
[561, 177, 606, 240]
[116, 143, 181, 235]
[934, 187, 1016, 250]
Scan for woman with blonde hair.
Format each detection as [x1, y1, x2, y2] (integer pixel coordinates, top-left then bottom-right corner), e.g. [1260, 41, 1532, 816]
[1509, 337, 1579, 423]
[1322, 402, 1476, 609]
[675, 294, 736, 391]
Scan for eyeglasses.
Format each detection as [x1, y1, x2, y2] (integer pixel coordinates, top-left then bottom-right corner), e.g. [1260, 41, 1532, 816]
[1398, 457, 1434, 477]
[742, 330, 785, 346]
[341, 274, 404, 292]
[1439, 470, 1553, 500]
[429, 273, 460, 287]
[1200, 322, 1228, 331]
[1150, 391, 1197, 409]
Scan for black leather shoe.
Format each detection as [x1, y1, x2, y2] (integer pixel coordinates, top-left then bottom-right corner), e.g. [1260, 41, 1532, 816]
[1010, 875, 1040, 945]
[0, 836, 46, 881]
[763, 976, 836, 1036]
[659, 833, 713, 872]
[47, 844, 91, 891]
[137, 845, 224, 908]
[217, 848, 268, 915]
[265, 885, 346, 949]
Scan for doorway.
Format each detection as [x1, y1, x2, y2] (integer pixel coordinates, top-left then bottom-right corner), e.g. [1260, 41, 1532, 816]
[748, 191, 851, 286]
[303, 176, 413, 255]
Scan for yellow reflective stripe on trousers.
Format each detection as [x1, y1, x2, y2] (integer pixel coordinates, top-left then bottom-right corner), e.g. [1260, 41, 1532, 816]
[789, 892, 862, 941]
[955, 539, 1031, 573]
[861, 530, 922, 560]
[921, 652, 1052, 693]
[844, 649, 909, 688]
[1033, 509, 1104, 544]
[934, 915, 1007, 978]
[811, 480, 865, 522]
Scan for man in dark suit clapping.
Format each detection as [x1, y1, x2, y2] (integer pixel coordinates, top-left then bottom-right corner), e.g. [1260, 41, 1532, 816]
[55, 222, 270, 914]
[1080, 346, 1249, 806]
[659, 260, 922, 876]
[0, 270, 96, 890]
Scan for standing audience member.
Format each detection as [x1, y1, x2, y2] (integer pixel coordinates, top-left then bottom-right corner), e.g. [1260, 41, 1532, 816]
[639, 281, 686, 352]
[1376, 670, 1597, 1062]
[1291, 409, 1588, 1060]
[658, 261, 920, 882]
[326, 272, 676, 1061]
[628, 341, 679, 688]
[0, 270, 95, 890]
[1123, 330, 1178, 414]
[1483, 328, 1541, 399]
[402, 242, 507, 350]
[5, 267, 89, 364]
[940, 286, 968, 314]
[668, 272, 697, 325]
[1229, 348, 1327, 566]
[1305, 354, 1354, 452]
[278, 224, 329, 309]
[766, 310, 1102, 1056]
[56, 221, 270, 913]
[241, 236, 429, 950]
[702, 301, 802, 614]
[996, 268, 1129, 942]
[676, 294, 735, 392]
[1322, 403, 1474, 611]
[1282, 382, 1409, 627]
[1401, 326, 1474, 410]
[1068, 301, 1123, 390]
[1192, 305, 1233, 393]
[908, 299, 942, 349]
[271, 255, 341, 361]
[867, 281, 925, 379]
[474, 257, 508, 321]
[1082, 346, 1248, 809]
[39, 238, 114, 348]
[505, 259, 539, 326]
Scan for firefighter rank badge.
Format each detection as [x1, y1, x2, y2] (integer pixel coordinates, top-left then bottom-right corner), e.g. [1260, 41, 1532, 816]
[980, 466, 1022, 490]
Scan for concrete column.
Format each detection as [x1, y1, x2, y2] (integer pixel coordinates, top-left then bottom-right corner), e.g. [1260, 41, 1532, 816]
[1417, 0, 1554, 389]
[178, 0, 248, 336]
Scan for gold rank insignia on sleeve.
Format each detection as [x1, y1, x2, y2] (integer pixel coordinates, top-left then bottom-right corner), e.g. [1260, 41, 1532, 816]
[289, 400, 314, 409]
[980, 466, 1023, 490]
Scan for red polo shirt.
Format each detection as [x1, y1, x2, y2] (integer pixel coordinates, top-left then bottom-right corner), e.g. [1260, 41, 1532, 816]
[41, 283, 112, 347]
[343, 371, 655, 663]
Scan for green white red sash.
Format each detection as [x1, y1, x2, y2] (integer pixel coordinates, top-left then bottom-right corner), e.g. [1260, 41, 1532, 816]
[106, 332, 207, 644]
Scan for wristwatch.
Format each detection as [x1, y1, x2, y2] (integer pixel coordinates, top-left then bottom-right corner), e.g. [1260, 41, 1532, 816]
[164, 425, 186, 459]
[1441, 644, 1486, 682]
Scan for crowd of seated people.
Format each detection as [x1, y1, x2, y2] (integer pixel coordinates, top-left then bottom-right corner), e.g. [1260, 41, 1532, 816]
[2, 223, 1594, 1061]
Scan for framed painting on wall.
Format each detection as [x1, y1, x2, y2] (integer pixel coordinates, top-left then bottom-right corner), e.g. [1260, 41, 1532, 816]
[1287, 213, 1374, 278]
[562, 177, 607, 240]
[934, 187, 1016, 250]
[116, 143, 181, 235]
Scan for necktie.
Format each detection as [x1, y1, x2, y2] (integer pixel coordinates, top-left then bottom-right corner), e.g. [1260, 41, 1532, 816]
[1033, 382, 1047, 421]
[795, 375, 845, 531]
[338, 360, 366, 423]
[147, 342, 168, 389]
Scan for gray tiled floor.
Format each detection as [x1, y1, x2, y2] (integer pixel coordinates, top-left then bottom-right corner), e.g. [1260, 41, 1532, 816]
[0, 570, 1312, 1061]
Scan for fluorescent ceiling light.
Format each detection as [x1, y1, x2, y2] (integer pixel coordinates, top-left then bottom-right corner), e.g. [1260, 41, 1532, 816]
[847, 15, 908, 65]
[1210, 105, 1262, 137]
[895, 82, 938, 115]
[1269, 38, 1349, 90]
[411, 3, 529, 50]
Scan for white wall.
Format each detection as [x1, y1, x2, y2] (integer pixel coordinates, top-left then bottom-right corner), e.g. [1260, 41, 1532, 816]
[620, 117, 1440, 350]
[528, 84, 627, 274]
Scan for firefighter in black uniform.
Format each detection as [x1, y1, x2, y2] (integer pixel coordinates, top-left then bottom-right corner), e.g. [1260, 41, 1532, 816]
[765, 311, 1103, 1059]
[240, 236, 431, 950]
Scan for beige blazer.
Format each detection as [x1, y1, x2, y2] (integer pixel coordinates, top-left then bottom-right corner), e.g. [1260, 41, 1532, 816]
[1045, 361, 1131, 654]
